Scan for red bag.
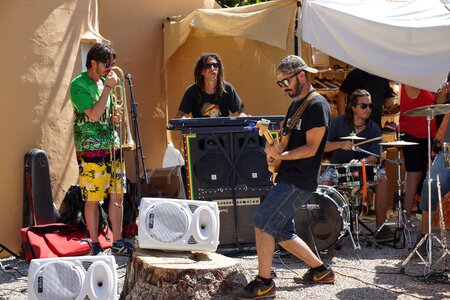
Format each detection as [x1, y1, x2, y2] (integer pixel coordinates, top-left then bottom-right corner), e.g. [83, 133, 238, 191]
[98, 225, 113, 249]
[21, 223, 90, 262]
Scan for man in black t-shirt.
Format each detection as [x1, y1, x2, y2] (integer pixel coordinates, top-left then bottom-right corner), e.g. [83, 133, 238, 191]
[235, 55, 333, 300]
[175, 53, 247, 118]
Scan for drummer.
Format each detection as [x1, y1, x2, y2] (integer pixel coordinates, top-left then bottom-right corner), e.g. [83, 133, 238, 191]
[320, 89, 394, 243]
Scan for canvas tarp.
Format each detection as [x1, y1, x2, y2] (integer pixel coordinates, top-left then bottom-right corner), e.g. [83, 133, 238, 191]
[163, 0, 298, 122]
[164, 0, 297, 63]
[302, 0, 450, 91]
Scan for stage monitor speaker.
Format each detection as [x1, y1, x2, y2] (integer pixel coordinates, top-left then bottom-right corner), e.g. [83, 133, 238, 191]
[233, 132, 272, 187]
[184, 132, 272, 200]
[138, 198, 220, 252]
[214, 197, 260, 246]
[28, 255, 117, 300]
[185, 133, 233, 199]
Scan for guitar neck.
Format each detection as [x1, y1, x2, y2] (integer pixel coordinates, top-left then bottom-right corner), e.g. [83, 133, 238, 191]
[263, 131, 275, 145]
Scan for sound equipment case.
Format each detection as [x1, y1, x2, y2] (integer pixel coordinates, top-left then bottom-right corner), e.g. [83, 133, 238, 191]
[23, 149, 58, 227]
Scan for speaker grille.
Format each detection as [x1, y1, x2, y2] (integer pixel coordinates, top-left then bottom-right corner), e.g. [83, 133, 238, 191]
[35, 262, 83, 300]
[194, 153, 231, 187]
[236, 150, 271, 185]
[146, 202, 189, 243]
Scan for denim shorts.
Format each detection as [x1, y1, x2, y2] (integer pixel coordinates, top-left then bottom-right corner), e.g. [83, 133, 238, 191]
[419, 152, 450, 211]
[251, 181, 313, 241]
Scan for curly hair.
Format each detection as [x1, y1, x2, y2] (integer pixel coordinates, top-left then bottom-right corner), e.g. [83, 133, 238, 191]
[193, 53, 226, 98]
[345, 89, 371, 121]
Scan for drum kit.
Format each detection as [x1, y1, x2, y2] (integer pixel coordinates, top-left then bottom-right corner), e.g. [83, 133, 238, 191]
[302, 103, 450, 267]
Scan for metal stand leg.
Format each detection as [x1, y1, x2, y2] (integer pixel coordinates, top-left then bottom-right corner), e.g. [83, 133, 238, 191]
[376, 147, 414, 249]
[400, 115, 450, 275]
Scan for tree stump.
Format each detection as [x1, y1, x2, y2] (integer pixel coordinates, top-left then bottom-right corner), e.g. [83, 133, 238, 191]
[120, 249, 251, 300]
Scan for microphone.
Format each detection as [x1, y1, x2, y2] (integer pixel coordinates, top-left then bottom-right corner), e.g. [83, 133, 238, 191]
[300, 204, 321, 210]
[125, 73, 132, 80]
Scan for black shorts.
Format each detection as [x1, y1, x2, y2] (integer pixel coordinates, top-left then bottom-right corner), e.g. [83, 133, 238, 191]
[401, 132, 430, 172]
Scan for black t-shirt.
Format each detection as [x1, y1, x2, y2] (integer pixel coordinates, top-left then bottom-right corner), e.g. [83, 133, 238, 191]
[340, 68, 394, 128]
[178, 82, 244, 118]
[276, 93, 331, 191]
[327, 115, 381, 163]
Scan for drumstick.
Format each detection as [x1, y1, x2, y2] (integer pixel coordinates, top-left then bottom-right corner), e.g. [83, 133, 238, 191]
[354, 136, 382, 147]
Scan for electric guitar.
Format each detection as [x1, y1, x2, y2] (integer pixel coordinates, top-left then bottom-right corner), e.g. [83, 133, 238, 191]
[255, 119, 290, 183]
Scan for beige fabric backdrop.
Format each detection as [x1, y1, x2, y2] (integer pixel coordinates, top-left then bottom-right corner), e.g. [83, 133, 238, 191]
[164, 0, 297, 148]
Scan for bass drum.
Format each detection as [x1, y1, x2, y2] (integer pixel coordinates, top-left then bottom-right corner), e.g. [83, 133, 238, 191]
[296, 185, 350, 252]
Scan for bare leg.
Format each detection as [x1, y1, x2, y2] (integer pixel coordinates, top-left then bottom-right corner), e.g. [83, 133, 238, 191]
[375, 176, 389, 227]
[85, 201, 99, 243]
[404, 171, 423, 217]
[109, 193, 124, 242]
[255, 228, 276, 279]
[278, 237, 322, 268]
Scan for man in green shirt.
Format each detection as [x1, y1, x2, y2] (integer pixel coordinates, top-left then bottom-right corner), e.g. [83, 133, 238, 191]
[70, 43, 134, 256]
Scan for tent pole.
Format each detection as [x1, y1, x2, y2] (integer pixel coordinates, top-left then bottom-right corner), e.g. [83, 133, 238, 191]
[295, 0, 302, 56]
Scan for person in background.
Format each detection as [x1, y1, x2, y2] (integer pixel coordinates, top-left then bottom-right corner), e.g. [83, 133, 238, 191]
[336, 68, 395, 129]
[398, 84, 437, 228]
[321, 89, 392, 243]
[235, 55, 333, 300]
[70, 43, 134, 256]
[418, 71, 450, 252]
[175, 53, 248, 118]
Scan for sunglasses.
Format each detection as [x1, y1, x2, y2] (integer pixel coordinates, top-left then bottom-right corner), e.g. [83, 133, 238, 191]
[356, 103, 374, 109]
[102, 62, 115, 69]
[205, 63, 220, 69]
[276, 72, 299, 87]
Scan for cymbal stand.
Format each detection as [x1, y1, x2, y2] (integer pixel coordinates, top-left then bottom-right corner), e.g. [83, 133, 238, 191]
[373, 151, 412, 249]
[436, 175, 450, 271]
[400, 114, 449, 275]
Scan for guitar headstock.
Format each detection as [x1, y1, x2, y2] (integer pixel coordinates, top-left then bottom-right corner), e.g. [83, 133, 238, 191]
[255, 119, 271, 136]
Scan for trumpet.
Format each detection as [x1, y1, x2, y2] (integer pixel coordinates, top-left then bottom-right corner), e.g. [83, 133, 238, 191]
[110, 66, 135, 151]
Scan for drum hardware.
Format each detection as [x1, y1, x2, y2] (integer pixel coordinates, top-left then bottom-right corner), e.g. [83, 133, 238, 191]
[375, 143, 414, 249]
[344, 188, 375, 248]
[400, 104, 450, 275]
[335, 163, 378, 190]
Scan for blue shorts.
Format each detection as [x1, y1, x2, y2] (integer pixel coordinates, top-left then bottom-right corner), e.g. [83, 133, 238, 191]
[419, 152, 450, 211]
[251, 181, 313, 241]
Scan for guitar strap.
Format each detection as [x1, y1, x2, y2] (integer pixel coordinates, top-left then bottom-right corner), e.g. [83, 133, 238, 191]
[286, 91, 320, 130]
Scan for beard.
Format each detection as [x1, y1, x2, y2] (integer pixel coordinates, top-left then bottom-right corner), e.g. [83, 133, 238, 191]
[286, 80, 303, 98]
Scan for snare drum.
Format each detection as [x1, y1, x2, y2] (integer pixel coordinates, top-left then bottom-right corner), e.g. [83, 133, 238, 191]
[444, 142, 450, 169]
[336, 163, 378, 189]
[296, 185, 350, 252]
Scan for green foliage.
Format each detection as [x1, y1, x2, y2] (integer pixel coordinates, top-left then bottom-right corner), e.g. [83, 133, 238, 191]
[217, 0, 270, 8]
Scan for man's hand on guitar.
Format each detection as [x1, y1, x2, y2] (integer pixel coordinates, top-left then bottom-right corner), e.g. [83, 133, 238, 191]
[265, 143, 282, 160]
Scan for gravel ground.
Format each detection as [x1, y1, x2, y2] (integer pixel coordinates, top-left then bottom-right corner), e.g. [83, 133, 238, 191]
[1, 223, 450, 300]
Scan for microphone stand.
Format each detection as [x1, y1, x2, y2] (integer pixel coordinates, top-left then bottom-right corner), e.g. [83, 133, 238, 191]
[125, 73, 149, 203]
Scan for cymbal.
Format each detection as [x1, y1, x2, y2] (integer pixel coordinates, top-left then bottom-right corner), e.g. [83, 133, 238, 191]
[379, 140, 419, 147]
[321, 162, 341, 167]
[403, 104, 450, 117]
[340, 135, 365, 140]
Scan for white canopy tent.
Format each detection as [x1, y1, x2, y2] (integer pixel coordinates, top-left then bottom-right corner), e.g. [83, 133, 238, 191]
[301, 0, 450, 91]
